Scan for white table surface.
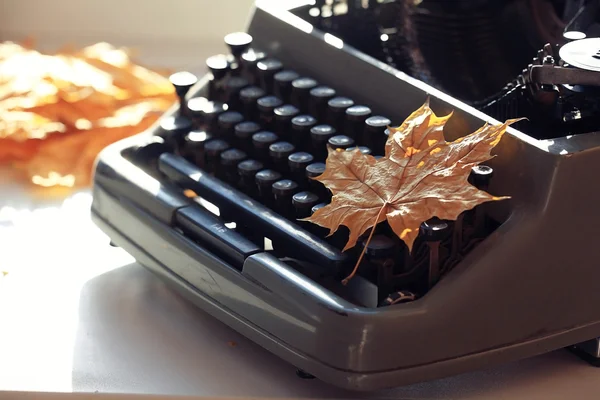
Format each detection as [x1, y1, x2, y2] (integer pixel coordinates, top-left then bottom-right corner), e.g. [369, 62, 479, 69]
[1, 172, 600, 400]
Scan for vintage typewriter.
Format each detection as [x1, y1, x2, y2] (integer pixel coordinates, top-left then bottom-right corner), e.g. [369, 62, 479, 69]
[90, 0, 600, 391]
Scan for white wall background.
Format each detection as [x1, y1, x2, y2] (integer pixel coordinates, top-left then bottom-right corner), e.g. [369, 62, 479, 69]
[0, 0, 256, 72]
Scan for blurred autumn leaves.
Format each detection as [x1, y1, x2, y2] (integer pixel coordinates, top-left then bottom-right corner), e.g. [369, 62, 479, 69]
[0, 40, 176, 190]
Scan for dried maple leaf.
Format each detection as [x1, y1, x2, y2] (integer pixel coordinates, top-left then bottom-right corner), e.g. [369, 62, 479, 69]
[303, 100, 519, 283]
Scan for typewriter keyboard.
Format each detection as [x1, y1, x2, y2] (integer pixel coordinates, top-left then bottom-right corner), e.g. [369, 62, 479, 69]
[139, 32, 501, 307]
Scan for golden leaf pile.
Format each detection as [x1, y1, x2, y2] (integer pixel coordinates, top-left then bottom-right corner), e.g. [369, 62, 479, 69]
[0, 40, 176, 190]
[304, 100, 518, 283]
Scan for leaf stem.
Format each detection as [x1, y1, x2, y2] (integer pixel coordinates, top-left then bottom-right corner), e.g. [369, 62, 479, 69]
[342, 202, 388, 285]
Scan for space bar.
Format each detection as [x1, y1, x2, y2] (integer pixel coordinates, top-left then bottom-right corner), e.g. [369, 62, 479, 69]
[158, 153, 347, 273]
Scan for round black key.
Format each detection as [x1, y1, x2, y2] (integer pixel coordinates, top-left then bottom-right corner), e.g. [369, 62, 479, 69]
[158, 115, 193, 149]
[218, 111, 244, 137]
[206, 54, 230, 80]
[204, 139, 230, 174]
[291, 115, 317, 148]
[310, 124, 336, 143]
[205, 139, 230, 157]
[469, 165, 494, 190]
[327, 96, 354, 129]
[255, 169, 282, 203]
[220, 148, 247, 183]
[346, 105, 371, 121]
[272, 179, 299, 201]
[240, 49, 266, 82]
[420, 218, 450, 242]
[274, 70, 300, 101]
[169, 71, 198, 102]
[181, 130, 212, 166]
[306, 162, 326, 178]
[274, 104, 300, 121]
[346, 146, 372, 155]
[224, 76, 249, 108]
[328, 135, 355, 150]
[309, 86, 336, 120]
[361, 235, 396, 259]
[311, 202, 327, 214]
[220, 148, 247, 166]
[224, 32, 253, 59]
[291, 77, 318, 111]
[234, 121, 261, 141]
[256, 58, 283, 91]
[234, 121, 260, 151]
[274, 104, 300, 136]
[345, 105, 372, 141]
[328, 96, 354, 113]
[238, 159, 264, 178]
[292, 191, 320, 218]
[187, 98, 227, 130]
[305, 162, 328, 200]
[257, 95, 284, 113]
[239, 86, 266, 118]
[252, 131, 279, 149]
[365, 115, 391, 131]
[269, 141, 295, 173]
[272, 179, 298, 218]
[288, 152, 314, 173]
[365, 115, 391, 152]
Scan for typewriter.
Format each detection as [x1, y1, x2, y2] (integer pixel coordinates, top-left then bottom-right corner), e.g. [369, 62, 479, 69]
[90, 0, 600, 391]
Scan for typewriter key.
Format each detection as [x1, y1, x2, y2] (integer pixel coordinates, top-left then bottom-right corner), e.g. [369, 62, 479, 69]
[224, 76, 249, 110]
[238, 159, 264, 195]
[257, 95, 284, 128]
[364, 115, 391, 152]
[292, 191, 320, 218]
[224, 32, 253, 60]
[327, 97, 354, 130]
[206, 54, 230, 100]
[220, 148, 248, 183]
[269, 141, 296, 173]
[469, 165, 493, 190]
[234, 121, 261, 152]
[240, 49, 266, 83]
[346, 146, 372, 155]
[274, 104, 300, 137]
[218, 111, 244, 138]
[158, 115, 193, 150]
[206, 54, 230, 81]
[310, 124, 336, 159]
[256, 58, 283, 92]
[420, 218, 450, 288]
[328, 135, 355, 150]
[204, 139, 231, 174]
[288, 152, 315, 186]
[309, 86, 336, 121]
[345, 105, 371, 141]
[169, 71, 198, 116]
[255, 169, 282, 206]
[291, 77, 318, 112]
[187, 98, 227, 132]
[306, 162, 329, 200]
[291, 115, 317, 149]
[182, 130, 213, 166]
[274, 70, 300, 102]
[272, 179, 300, 218]
[239, 86, 266, 120]
[252, 131, 279, 162]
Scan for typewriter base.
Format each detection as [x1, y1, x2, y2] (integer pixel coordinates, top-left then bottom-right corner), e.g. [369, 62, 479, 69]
[569, 339, 600, 367]
[91, 185, 600, 391]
